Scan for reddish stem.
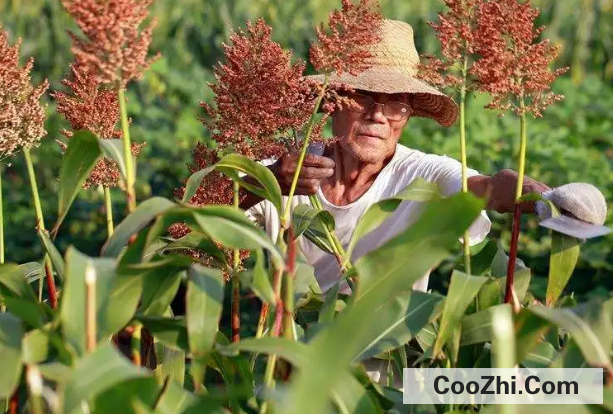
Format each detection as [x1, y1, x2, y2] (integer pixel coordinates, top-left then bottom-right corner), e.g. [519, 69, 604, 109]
[9, 391, 18, 414]
[273, 299, 284, 337]
[287, 227, 296, 274]
[504, 204, 522, 305]
[231, 276, 240, 343]
[44, 259, 57, 309]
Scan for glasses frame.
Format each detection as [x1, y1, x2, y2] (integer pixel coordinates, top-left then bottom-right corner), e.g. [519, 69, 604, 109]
[347, 92, 414, 121]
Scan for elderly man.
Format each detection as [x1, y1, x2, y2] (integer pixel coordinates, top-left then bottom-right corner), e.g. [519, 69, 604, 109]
[242, 20, 551, 293]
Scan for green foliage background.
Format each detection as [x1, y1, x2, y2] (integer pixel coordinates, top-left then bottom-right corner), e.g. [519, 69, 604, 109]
[1, 0, 612, 300]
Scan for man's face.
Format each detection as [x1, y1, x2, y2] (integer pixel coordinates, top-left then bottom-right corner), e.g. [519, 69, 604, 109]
[331, 91, 411, 164]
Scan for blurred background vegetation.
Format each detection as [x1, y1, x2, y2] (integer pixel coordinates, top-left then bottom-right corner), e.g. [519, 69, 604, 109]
[1, 0, 612, 302]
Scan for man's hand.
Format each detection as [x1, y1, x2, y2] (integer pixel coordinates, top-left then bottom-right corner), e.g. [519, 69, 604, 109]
[271, 152, 335, 195]
[469, 169, 550, 213]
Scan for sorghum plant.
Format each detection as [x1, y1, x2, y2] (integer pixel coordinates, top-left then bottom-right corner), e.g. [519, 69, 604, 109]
[60, 0, 159, 212]
[472, 0, 568, 307]
[0, 26, 55, 306]
[419, 0, 485, 273]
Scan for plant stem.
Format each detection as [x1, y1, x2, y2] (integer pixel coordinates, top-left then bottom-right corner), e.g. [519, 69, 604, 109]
[26, 366, 44, 414]
[118, 87, 136, 213]
[281, 76, 329, 227]
[232, 180, 240, 343]
[131, 322, 143, 366]
[283, 228, 296, 340]
[8, 390, 17, 414]
[504, 96, 527, 309]
[85, 262, 97, 353]
[104, 186, 114, 237]
[23, 148, 57, 307]
[0, 165, 4, 264]
[459, 54, 471, 274]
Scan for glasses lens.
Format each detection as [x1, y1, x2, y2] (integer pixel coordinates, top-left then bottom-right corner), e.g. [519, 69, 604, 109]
[349, 94, 373, 113]
[384, 102, 412, 120]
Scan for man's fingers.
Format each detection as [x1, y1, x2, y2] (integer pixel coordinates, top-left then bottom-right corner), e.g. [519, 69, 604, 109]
[303, 153, 335, 169]
[296, 166, 334, 179]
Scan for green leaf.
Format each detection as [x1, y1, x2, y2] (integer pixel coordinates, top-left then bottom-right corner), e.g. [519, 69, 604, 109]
[546, 233, 580, 306]
[0, 313, 23, 399]
[477, 270, 531, 310]
[133, 256, 190, 316]
[355, 193, 484, 301]
[280, 192, 484, 414]
[154, 379, 196, 414]
[162, 232, 227, 266]
[38, 230, 66, 280]
[92, 377, 159, 414]
[62, 248, 141, 356]
[318, 282, 340, 324]
[355, 291, 443, 361]
[302, 218, 336, 254]
[54, 130, 102, 234]
[0, 263, 38, 301]
[528, 305, 612, 369]
[432, 271, 488, 357]
[138, 316, 188, 352]
[215, 153, 283, 214]
[102, 197, 176, 257]
[61, 344, 149, 414]
[522, 342, 558, 368]
[291, 204, 335, 238]
[97, 138, 129, 185]
[193, 205, 283, 263]
[154, 344, 186, 386]
[331, 373, 379, 414]
[222, 337, 308, 365]
[490, 305, 516, 368]
[22, 328, 49, 364]
[460, 304, 509, 346]
[347, 178, 442, 258]
[181, 165, 216, 204]
[514, 309, 552, 364]
[240, 249, 275, 304]
[187, 265, 225, 358]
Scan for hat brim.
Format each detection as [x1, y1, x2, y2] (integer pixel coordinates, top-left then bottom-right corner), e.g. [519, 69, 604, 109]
[307, 68, 458, 127]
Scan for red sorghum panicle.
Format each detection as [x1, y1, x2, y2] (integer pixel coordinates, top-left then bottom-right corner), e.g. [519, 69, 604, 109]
[0, 28, 48, 160]
[309, 0, 383, 75]
[418, 0, 485, 88]
[60, 0, 159, 87]
[53, 65, 145, 188]
[471, 0, 568, 117]
[201, 19, 314, 161]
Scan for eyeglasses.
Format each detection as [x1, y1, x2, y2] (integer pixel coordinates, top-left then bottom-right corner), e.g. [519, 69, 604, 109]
[347, 93, 413, 121]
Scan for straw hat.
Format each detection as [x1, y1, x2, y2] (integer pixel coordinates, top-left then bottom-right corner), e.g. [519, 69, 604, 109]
[310, 19, 458, 127]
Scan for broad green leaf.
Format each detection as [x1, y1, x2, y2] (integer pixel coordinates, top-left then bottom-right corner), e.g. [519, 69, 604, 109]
[193, 205, 283, 263]
[528, 305, 612, 369]
[294, 262, 322, 308]
[0, 313, 23, 399]
[347, 178, 442, 258]
[61, 344, 149, 414]
[491, 239, 528, 278]
[181, 165, 216, 204]
[97, 138, 130, 185]
[546, 233, 580, 306]
[303, 217, 336, 254]
[138, 316, 188, 352]
[0, 263, 38, 301]
[291, 203, 335, 238]
[1, 296, 46, 328]
[515, 309, 551, 363]
[22, 328, 49, 364]
[62, 248, 140, 356]
[54, 130, 102, 233]
[154, 379, 196, 414]
[432, 271, 487, 357]
[240, 249, 275, 304]
[331, 373, 379, 414]
[319, 282, 340, 324]
[469, 239, 498, 275]
[92, 377, 159, 414]
[38, 363, 72, 382]
[477, 270, 531, 310]
[222, 336, 308, 365]
[355, 291, 443, 361]
[281, 192, 484, 414]
[154, 344, 185, 386]
[215, 153, 283, 214]
[460, 304, 509, 346]
[162, 232, 227, 266]
[38, 230, 66, 280]
[102, 197, 176, 257]
[490, 304, 516, 368]
[355, 193, 484, 301]
[522, 342, 558, 368]
[187, 265, 224, 358]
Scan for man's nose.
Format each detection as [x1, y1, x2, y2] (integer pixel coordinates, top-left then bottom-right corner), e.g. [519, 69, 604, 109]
[364, 102, 387, 123]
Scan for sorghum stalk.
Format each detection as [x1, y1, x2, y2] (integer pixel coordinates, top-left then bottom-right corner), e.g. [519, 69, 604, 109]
[85, 263, 97, 352]
[231, 180, 241, 343]
[26, 366, 44, 414]
[118, 87, 136, 212]
[104, 186, 114, 237]
[283, 227, 297, 340]
[281, 76, 329, 226]
[459, 53, 471, 274]
[23, 148, 57, 307]
[131, 322, 143, 366]
[0, 165, 4, 264]
[504, 95, 527, 308]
